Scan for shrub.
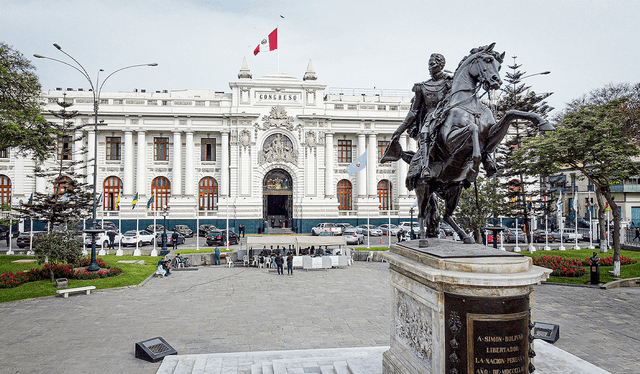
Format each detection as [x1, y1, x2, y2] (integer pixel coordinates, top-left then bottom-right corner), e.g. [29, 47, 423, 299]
[533, 256, 586, 277]
[581, 255, 637, 266]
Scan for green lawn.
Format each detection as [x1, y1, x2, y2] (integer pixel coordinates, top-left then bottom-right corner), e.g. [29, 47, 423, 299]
[522, 248, 640, 285]
[0, 255, 159, 303]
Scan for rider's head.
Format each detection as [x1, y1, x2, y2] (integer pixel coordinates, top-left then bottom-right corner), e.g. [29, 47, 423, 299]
[429, 53, 446, 79]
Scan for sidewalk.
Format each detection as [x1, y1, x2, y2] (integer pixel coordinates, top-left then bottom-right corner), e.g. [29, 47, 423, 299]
[0, 262, 638, 374]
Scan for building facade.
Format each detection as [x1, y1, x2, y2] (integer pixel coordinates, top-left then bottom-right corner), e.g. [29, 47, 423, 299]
[3, 60, 421, 233]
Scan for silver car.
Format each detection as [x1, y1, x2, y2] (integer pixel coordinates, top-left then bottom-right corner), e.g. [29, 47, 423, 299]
[343, 228, 364, 244]
[356, 224, 382, 236]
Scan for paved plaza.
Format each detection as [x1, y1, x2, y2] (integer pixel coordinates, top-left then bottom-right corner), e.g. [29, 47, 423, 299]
[0, 261, 638, 374]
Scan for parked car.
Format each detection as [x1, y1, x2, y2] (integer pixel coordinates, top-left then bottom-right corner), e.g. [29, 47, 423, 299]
[440, 222, 455, 237]
[95, 221, 117, 231]
[343, 228, 364, 245]
[335, 223, 354, 234]
[562, 228, 584, 241]
[484, 230, 501, 244]
[206, 229, 239, 246]
[155, 231, 186, 246]
[146, 224, 165, 233]
[16, 231, 46, 248]
[398, 221, 420, 236]
[121, 230, 155, 247]
[378, 224, 401, 236]
[356, 224, 382, 236]
[84, 230, 123, 247]
[172, 224, 194, 238]
[533, 229, 555, 243]
[198, 224, 218, 237]
[504, 228, 526, 243]
[311, 223, 341, 236]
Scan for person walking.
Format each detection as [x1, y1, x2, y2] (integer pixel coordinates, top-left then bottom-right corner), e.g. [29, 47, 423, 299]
[171, 231, 179, 250]
[214, 246, 221, 265]
[286, 251, 293, 275]
[275, 253, 284, 275]
[634, 225, 640, 243]
[107, 230, 116, 250]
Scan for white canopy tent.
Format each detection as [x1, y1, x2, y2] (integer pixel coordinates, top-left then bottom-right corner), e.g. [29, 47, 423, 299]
[246, 236, 347, 255]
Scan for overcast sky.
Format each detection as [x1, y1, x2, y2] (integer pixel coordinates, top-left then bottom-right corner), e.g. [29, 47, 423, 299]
[3, 0, 639, 116]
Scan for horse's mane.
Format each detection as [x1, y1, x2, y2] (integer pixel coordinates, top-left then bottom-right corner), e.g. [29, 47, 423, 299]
[454, 43, 505, 76]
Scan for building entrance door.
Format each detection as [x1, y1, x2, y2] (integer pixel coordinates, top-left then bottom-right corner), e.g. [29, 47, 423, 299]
[263, 169, 293, 229]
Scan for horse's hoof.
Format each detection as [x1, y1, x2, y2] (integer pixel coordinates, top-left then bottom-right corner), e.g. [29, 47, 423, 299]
[462, 237, 476, 244]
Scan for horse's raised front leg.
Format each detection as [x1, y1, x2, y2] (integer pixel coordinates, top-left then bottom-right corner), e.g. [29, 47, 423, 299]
[440, 183, 475, 244]
[484, 110, 554, 153]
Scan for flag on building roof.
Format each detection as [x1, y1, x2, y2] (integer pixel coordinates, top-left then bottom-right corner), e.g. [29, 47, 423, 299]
[347, 151, 367, 175]
[146, 193, 155, 209]
[132, 192, 139, 210]
[254, 28, 278, 56]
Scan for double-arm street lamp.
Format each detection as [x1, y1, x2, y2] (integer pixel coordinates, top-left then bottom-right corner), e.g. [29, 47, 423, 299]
[161, 206, 170, 255]
[34, 44, 157, 272]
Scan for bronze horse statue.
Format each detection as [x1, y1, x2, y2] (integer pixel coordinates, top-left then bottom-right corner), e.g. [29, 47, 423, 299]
[388, 43, 554, 244]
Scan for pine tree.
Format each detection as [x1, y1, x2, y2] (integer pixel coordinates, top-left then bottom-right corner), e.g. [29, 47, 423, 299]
[493, 56, 553, 239]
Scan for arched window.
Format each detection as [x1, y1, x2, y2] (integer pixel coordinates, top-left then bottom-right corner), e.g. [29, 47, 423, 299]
[103, 176, 123, 211]
[377, 179, 392, 210]
[54, 176, 73, 196]
[0, 175, 11, 206]
[151, 177, 171, 211]
[337, 179, 352, 210]
[199, 177, 218, 210]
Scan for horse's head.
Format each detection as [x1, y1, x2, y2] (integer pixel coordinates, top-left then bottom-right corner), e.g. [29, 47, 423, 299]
[465, 43, 505, 92]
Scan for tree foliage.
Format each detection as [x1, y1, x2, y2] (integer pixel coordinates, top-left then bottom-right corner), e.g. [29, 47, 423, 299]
[455, 176, 510, 242]
[33, 230, 83, 282]
[0, 41, 57, 162]
[514, 95, 640, 276]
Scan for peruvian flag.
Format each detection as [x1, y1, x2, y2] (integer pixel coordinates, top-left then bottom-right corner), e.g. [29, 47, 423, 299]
[254, 28, 278, 55]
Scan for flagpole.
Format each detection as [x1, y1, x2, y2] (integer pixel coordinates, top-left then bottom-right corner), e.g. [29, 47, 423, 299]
[573, 191, 580, 250]
[588, 190, 595, 249]
[277, 24, 280, 73]
[196, 204, 200, 251]
[117, 205, 123, 256]
[134, 199, 141, 256]
[7, 198, 13, 255]
[366, 160, 370, 250]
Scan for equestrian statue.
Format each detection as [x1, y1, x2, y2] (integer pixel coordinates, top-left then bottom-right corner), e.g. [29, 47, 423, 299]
[382, 43, 554, 244]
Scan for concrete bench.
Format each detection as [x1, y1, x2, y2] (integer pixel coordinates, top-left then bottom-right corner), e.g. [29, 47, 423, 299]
[56, 286, 96, 298]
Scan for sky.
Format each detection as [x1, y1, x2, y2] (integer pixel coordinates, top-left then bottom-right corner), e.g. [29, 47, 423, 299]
[2, 0, 640, 116]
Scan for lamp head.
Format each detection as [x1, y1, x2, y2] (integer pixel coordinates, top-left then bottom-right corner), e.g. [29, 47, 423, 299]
[53, 43, 62, 50]
[148, 63, 158, 66]
[33, 54, 45, 59]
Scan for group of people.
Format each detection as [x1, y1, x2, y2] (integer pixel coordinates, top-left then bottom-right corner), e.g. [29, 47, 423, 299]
[257, 249, 294, 275]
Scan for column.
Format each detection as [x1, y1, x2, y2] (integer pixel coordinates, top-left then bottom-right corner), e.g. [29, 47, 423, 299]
[324, 132, 334, 197]
[123, 130, 133, 196]
[357, 133, 366, 198]
[221, 131, 229, 197]
[172, 131, 182, 196]
[367, 133, 377, 197]
[185, 131, 194, 197]
[87, 130, 95, 189]
[398, 135, 408, 197]
[136, 130, 146, 196]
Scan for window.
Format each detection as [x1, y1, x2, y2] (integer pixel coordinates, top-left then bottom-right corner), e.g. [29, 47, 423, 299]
[154, 137, 169, 161]
[103, 176, 123, 211]
[151, 177, 171, 210]
[377, 179, 392, 210]
[201, 138, 216, 161]
[54, 176, 73, 196]
[106, 137, 121, 160]
[57, 135, 72, 160]
[338, 140, 352, 163]
[0, 175, 11, 205]
[0, 147, 8, 159]
[199, 177, 218, 210]
[378, 140, 389, 161]
[337, 179, 352, 211]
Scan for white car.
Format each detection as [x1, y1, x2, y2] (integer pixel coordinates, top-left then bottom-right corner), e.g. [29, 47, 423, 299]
[311, 223, 341, 236]
[378, 224, 401, 236]
[398, 222, 420, 235]
[356, 224, 382, 236]
[121, 230, 155, 247]
[84, 231, 123, 247]
[343, 228, 364, 244]
[562, 229, 584, 241]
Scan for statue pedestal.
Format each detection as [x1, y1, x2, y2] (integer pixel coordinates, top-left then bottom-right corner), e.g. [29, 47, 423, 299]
[382, 239, 551, 374]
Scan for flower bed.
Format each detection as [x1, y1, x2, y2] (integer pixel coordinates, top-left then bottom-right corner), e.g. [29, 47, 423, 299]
[581, 255, 637, 267]
[0, 257, 122, 289]
[532, 256, 586, 277]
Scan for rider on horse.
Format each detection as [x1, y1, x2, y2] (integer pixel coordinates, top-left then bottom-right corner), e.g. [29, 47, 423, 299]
[387, 53, 452, 191]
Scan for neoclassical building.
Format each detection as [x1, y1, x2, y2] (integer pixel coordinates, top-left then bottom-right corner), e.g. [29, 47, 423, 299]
[2, 59, 420, 233]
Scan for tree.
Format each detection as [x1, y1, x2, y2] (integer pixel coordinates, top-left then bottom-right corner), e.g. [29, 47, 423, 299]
[33, 230, 83, 283]
[493, 58, 553, 241]
[455, 176, 511, 243]
[0, 42, 57, 161]
[514, 96, 640, 276]
[14, 97, 92, 229]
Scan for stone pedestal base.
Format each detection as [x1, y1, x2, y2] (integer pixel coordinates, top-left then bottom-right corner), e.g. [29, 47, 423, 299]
[382, 239, 551, 374]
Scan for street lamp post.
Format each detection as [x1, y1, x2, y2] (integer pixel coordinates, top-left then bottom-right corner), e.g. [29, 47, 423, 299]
[34, 45, 157, 272]
[161, 206, 169, 256]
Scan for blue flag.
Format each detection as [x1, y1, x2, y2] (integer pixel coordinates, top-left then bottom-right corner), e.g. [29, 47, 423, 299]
[146, 193, 155, 209]
[132, 192, 139, 210]
[347, 151, 367, 175]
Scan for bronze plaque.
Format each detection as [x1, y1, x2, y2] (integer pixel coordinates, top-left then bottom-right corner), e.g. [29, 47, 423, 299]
[445, 293, 530, 374]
